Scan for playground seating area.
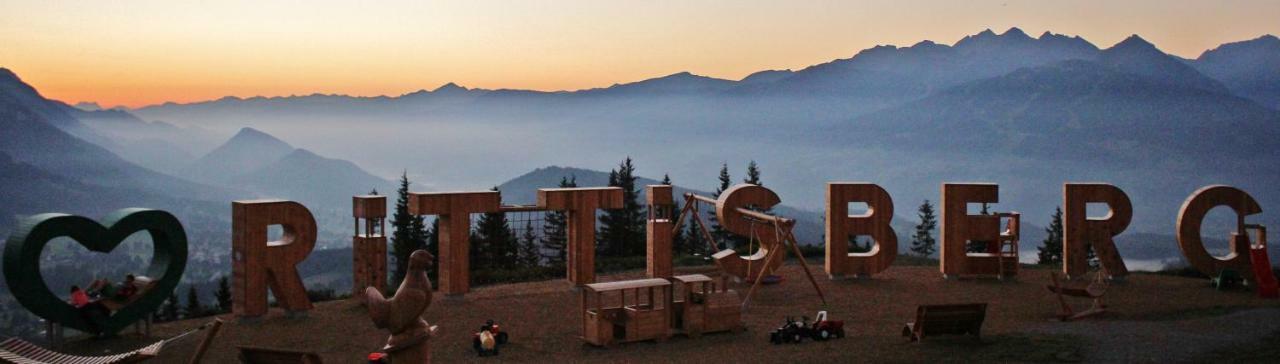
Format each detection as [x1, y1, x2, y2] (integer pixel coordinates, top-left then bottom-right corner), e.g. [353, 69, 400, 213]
[80, 264, 1277, 363]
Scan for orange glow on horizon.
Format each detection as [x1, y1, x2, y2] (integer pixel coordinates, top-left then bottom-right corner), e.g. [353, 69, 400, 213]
[2, 1, 1277, 109]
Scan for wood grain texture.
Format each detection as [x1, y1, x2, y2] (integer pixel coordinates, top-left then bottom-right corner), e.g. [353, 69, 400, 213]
[1063, 183, 1133, 279]
[231, 200, 316, 318]
[713, 184, 785, 281]
[647, 185, 674, 279]
[538, 187, 624, 285]
[1176, 185, 1262, 277]
[940, 184, 1005, 278]
[824, 183, 898, 278]
[408, 191, 502, 296]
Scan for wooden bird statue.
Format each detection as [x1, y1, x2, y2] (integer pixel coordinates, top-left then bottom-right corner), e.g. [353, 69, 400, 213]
[368, 250, 437, 362]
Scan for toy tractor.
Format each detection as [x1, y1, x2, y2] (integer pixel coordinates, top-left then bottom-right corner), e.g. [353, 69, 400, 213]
[769, 316, 809, 344]
[769, 311, 844, 344]
[810, 311, 845, 341]
[472, 319, 509, 356]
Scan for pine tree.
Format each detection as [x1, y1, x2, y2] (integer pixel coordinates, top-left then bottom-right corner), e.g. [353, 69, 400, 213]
[709, 163, 732, 250]
[542, 176, 575, 270]
[424, 218, 439, 282]
[162, 291, 180, 321]
[1038, 207, 1065, 265]
[910, 200, 938, 257]
[214, 275, 232, 313]
[743, 160, 762, 186]
[518, 220, 541, 268]
[390, 172, 428, 288]
[685, 216, 708, 256]
[850, 236, 872, 253]
[598, 157, 645, 257]
[185, 285, 203, 319]
[662, 174, 689, 256]
[472, 186, 518, 271]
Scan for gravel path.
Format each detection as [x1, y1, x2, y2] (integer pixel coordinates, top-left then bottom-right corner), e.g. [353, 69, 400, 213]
[1027, 307, 1280, 363]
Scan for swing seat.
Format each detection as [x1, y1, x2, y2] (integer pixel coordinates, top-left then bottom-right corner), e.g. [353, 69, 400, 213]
[1046, 272, 1108, 321]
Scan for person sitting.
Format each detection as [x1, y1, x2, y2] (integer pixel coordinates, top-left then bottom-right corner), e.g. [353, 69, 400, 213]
[87, 274, 138, 303]
[69, 285, 109, 333]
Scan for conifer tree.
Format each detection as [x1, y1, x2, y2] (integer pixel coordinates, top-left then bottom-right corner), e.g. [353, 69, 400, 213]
[185, 285, 203, 318]
[662, 174, 689, 256]
[744, 160, 762, 186]
[685, 216, 707, 256]
[214, 275, 232, 313]
[425, 218, 439, 282]
[161, 292, 180, 321]
[518, 221, 541, 268]
[542, 176, 575, 269]
[1038, 207, 1065, 265]
[390, 172, 428, 288]
[472, 186, 518, 271]
[709, 163, 732, 249]
[910, 200, 938, 257]
[598, 157, 645, 257]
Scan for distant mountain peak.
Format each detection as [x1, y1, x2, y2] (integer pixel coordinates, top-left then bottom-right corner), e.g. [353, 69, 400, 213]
[433, 82, 467, 93]
[73, 102, 103, 111]
[227, 127, 292, 149]
[1112, 34, 1158, 52]
[1002, 27, 1030, 39]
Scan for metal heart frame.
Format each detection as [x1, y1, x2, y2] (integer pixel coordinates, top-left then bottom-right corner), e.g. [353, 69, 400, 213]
[3, 208, 188, 335]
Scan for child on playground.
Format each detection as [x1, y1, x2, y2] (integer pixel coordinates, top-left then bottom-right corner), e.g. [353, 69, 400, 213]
[87, 274, 138, 303]
[68, 285, 109, 333]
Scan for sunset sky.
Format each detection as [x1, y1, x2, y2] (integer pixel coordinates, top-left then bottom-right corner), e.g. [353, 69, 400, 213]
[2, 0, 1277, 108]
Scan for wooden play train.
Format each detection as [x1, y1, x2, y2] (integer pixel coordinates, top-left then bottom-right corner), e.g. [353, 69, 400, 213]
[581, 274, 744, 346]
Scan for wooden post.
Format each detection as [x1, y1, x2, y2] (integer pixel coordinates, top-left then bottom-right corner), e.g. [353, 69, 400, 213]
[538, 187, 624, 285]
[825, 182, 897, 278]
[231, 200, 316, 318]
[647, 185, 674, 279]
[408, 191, 502, 296]
[353, 195, 388, 303]
[1063, 183, 1133, 279]
[1176, 185, 1262, 276]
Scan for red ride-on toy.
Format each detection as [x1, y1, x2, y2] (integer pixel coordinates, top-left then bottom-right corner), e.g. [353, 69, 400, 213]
[472, 319, 510, 356]
[810, 311, 845, 341]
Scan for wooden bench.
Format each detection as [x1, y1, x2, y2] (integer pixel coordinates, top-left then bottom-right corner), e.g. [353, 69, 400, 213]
[902, 303, 987, 341]
[237, 346, 322, 364]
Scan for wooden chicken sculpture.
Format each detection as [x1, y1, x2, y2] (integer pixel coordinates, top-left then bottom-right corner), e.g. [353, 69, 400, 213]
[368, 250, 438, 363]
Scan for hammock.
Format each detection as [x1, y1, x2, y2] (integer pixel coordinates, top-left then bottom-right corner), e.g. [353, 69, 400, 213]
[0, 319, 222, 364]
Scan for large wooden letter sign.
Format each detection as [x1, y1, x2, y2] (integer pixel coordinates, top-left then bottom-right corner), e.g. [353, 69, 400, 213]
[353, 195, 388, 302]
[232, 200, 317, 317]
[647, 185, 674, 279]
[940, 183, 1018, 278]
[538, 187, 624, 285]
[825, 182, 897, 278]
[408, 191, 502, 296]
[713, 184, 785, 281]
[1063, 183, 1133, 279]
[1177, 185, 1262, 276]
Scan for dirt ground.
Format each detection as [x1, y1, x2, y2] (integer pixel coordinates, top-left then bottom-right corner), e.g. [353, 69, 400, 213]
[61, 265, 1280, 363]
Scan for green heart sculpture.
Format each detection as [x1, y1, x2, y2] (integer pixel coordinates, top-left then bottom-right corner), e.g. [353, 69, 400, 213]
[3, 208, 187, 335]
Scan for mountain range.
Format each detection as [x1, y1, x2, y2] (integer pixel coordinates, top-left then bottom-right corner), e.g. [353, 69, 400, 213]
[3, 27, 1278, 267]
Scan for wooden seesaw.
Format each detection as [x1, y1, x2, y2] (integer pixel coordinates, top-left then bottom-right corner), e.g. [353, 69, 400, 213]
[671, 185, 826, 311]
[1046, 270, 1109, 321]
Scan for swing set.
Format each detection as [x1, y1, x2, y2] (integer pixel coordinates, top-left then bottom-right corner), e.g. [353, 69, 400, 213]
[671, 190, 826, 310]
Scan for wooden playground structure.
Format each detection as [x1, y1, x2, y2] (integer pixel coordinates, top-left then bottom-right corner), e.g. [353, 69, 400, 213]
[580, 274, 744, 346]
[672, 185, 827, 309]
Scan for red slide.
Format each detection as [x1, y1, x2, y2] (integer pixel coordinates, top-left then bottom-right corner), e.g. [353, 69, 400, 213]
[1250, 243, 1278, 299]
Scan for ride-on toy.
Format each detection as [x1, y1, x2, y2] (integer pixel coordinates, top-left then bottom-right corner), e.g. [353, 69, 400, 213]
[769, 311, 844, 344]
[472, 319, 509, 356]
